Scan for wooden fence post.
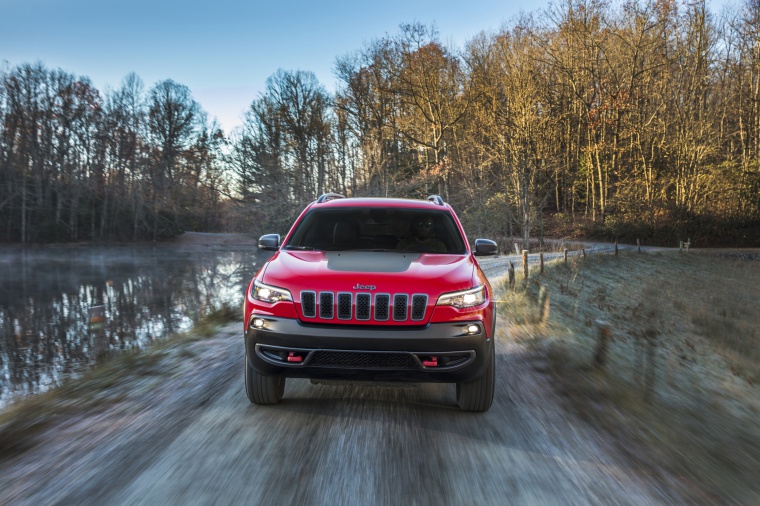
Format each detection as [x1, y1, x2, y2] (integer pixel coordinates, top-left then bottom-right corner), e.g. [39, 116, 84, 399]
[539, 252, 544, 274]
[614, 241, 619, 256]
[563, 249, 568, 264]
[637, 238, 641, 253]
[522, 250, 529, 283]
[594, 320, 612, 368]
[508, 261, 515, 289]
[537, 286, 550, 322]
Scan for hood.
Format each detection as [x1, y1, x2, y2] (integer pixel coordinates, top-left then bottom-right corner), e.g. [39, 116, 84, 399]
[261, 250, 476, 325]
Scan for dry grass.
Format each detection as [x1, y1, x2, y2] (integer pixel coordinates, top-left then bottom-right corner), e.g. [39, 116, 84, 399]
[496, 250, 760, 504]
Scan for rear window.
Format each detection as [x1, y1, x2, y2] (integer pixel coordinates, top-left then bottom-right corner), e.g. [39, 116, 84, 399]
[284, 207, 467, 254]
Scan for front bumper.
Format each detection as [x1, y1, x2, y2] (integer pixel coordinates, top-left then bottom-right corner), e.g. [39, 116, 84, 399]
[244, 316, 493, 383]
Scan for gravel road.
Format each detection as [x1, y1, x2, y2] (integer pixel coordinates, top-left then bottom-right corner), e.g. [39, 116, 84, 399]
[0, 259, 688, 505]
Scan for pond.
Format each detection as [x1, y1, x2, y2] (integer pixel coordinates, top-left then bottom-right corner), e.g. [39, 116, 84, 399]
[0, 245, 268, 410]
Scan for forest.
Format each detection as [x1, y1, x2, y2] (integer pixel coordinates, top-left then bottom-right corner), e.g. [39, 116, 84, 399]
[1, 0, 758, 246]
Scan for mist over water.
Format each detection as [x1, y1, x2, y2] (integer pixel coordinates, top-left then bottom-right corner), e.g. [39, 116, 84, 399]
[0, 246, 265, 410]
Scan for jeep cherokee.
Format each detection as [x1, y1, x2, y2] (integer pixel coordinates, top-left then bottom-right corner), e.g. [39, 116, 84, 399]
[244, 194, 499, 412]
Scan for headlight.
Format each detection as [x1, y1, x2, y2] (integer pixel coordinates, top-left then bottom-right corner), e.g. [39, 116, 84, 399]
[251, 280, 293, 304]
[436, 285, 487, 309]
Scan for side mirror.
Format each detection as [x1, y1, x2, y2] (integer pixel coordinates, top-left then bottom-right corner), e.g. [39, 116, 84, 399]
[474, 238, 498, 256]
[258, 234, 280, 251]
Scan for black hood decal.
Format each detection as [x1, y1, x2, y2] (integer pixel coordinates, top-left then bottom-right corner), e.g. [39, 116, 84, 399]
[324, 251, 420, 273]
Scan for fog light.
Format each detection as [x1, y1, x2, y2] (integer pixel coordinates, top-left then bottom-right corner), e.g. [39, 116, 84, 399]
[466, 324, 480, 335]
[252, 318, 266, 329]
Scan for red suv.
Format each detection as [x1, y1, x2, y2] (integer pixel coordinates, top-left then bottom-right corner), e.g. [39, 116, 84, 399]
[243, 194, 499, 411]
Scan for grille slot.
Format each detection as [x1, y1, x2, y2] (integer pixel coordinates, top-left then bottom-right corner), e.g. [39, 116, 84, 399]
[302, 291, 316, 318]
[411, 294, 427, 321]
[375, 294, 390, 321]
[393, 294, 408, 321]
[356, 293, 371, 320]
[337, 293, 352, 320]
[309, 351, 420, 369]
[319, 292, 334, 319]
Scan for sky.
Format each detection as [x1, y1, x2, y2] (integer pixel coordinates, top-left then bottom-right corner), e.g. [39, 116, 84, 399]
[1, 0, 734, 134]
[1, 0, 526, 133]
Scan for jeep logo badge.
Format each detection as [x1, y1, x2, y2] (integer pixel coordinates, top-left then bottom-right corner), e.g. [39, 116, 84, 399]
[353, 283, 376, 291]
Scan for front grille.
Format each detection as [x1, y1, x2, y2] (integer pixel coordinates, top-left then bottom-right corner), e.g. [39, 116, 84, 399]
[300, 291, 428, 323]
[309, 351, 420, 369]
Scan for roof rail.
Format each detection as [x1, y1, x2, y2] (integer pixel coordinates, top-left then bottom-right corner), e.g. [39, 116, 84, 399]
[316, 193, 346, 203]
[427, 195, 444, 206]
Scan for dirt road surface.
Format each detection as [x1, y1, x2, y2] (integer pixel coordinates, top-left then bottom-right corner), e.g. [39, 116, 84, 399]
[0, 258, 690, 505]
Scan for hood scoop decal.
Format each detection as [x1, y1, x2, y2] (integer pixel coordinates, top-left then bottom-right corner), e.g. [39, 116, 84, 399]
[325, 251, 419, 273]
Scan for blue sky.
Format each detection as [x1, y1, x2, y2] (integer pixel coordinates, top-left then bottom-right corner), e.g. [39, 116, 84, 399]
[1, 0, 525, 132]
[1, 0, 734, 133]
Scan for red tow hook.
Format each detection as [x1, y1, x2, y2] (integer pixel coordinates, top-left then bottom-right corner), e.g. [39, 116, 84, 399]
[422, 356, 438, 367]
[287, 352, 303, 363]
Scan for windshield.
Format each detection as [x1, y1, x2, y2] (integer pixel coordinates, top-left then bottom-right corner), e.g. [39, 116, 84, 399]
[284, 207, 467, 254]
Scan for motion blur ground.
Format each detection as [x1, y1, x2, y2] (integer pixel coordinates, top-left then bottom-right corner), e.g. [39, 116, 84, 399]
[4, 243, 752, 504]
[0, 320, 687, 505]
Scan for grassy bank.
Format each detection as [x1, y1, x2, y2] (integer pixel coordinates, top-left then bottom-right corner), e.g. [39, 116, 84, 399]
[0, 304, 241, 457]
[495, 250, 760, 503]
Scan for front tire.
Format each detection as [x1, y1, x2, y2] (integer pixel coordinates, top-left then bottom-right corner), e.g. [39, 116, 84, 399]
[245, 354, 285, 405]
[456, 343, 495, 412]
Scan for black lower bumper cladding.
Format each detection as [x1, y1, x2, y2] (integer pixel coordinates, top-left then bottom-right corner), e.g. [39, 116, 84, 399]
[245, 316, 492, 383]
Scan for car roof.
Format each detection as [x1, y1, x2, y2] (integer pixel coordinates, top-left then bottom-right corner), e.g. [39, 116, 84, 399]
[310, 197, 451, 211]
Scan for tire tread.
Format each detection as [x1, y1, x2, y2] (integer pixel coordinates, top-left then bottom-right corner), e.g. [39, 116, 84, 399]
[456, 345, 495, 412]
[245, 355, 285, 405]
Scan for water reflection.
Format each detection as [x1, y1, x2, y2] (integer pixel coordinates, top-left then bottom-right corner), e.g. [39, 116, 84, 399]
[0, 246, 265, 410]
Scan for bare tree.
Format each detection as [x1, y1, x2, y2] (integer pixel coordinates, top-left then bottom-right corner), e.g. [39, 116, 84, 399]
[148, 79, 200, 237]
[264, 70, 331, 207]
[469, 23, 556, 248]
[335, 41, 400, 195]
